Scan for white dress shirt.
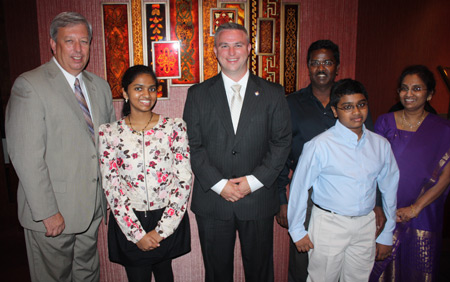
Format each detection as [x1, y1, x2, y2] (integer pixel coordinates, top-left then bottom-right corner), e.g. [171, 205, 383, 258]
[53, 57, 93, 118]
[211, 70, 264, 195]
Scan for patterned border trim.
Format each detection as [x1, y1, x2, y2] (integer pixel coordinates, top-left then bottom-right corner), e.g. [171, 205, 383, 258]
[282, 4, 299, 94]
[131, 0, 143, 65]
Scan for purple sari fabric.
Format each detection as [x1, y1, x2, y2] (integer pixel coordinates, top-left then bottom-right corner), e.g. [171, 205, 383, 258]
[370, 113, 450, 281]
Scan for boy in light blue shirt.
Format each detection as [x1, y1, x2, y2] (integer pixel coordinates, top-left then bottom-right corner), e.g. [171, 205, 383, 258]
[287, 79, 399, 281]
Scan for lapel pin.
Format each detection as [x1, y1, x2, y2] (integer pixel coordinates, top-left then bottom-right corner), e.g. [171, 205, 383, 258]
[255, 91, 260, 96]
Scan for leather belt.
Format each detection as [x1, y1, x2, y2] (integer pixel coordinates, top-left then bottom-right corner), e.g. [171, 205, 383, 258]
[313, 203, 334, 213]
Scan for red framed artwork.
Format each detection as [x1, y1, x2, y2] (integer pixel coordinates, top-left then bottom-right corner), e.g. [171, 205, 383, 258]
[210, 8, 238, 36]
[143, 3, 169, 99]
[151, 41, 182, 79]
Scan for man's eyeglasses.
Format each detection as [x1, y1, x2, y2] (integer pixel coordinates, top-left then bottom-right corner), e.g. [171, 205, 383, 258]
[397, 86, 427, 94]
[309, 60, 334, 67]
[335, 102, 368, 112]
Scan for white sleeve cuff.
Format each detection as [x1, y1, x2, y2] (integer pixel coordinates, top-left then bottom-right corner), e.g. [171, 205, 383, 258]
[247, 175, 263, 192]
[211, 179, 228, 195]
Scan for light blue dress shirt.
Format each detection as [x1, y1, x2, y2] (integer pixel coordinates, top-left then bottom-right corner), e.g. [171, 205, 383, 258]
[288, 120, 399, 246]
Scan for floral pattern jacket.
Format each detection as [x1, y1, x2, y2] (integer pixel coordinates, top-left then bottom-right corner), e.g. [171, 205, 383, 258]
[99, 116, 192, 243]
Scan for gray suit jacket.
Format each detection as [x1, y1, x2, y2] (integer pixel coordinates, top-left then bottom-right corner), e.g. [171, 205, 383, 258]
[183, 73, 291, 220]
[6, 59, 116, 234]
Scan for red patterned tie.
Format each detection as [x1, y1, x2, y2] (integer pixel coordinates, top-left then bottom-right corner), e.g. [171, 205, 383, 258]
[74, 78, 95, 141]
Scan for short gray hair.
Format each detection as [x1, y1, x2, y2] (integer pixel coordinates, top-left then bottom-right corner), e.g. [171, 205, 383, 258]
[50, 12, 92, 42]
[214, 23, 249, 46]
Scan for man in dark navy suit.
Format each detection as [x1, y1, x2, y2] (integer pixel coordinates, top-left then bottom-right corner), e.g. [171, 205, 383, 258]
[183, 23, 291, 282]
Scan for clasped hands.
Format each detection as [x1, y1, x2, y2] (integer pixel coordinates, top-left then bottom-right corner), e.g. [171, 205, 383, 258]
[136, 230, 163, 252]
[220, 177, 251, 202]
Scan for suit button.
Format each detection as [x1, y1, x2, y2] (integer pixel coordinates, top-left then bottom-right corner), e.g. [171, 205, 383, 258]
[92, 178, 97, 183]
[92, 155, 97, 159]
[232, 151, 236, 155]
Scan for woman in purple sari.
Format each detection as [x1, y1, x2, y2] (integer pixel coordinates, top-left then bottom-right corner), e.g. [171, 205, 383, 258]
[370, 65, 450, 281]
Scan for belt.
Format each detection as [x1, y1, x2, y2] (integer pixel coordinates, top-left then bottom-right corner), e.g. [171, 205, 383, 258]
[313, 203, 334, 214]
[313, 203, 367, 218]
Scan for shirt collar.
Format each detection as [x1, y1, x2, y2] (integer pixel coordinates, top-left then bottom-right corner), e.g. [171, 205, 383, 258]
[222, 70, 249, 98]
[335, 119, 367, 145]
[52, 57, 83, 91]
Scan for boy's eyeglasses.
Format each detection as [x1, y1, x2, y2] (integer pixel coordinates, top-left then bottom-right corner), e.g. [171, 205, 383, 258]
[335, 102, 368, 112]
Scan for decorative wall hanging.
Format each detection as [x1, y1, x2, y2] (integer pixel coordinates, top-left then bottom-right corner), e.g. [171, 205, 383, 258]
[249, 0, 258, 75]
[131, 0, 143, 65]
[169, 0, 200, 85]
[143, 3, 169, 99]
[210, 8, 238, 36]
[220, 2, 248, 28]
[259, 0, 281, 83]
[102, 3, 131, 100]
[256, 18, 275, 55]
[202, 0, 219, 81]
[102, 0, 300, 95]
[281, 4, 299, 94]
[152, 41, 182, 79]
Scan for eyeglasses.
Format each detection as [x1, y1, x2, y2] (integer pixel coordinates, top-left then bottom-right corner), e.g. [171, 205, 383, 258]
[335, 102, 368, 112]
[397, 86, 427, 94]
[309, 60, 334, 67]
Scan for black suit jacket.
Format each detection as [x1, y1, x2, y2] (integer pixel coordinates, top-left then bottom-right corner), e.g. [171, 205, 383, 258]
[183, 73, 291, 221]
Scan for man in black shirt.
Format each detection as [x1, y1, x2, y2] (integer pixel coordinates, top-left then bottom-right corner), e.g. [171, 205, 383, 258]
[276, 40, 385, 282]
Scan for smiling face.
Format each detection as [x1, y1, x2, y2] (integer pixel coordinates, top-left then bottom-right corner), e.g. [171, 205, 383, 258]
[399, 74, 432, 112]
[331, 93, 368, 138]
[123, 73, 158, 115]
[213, 29, 251, 81]
[308, 48, 339, 89]
[50, 23, 90, 76]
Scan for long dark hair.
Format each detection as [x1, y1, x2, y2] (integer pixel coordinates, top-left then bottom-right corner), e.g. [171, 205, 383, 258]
[121, 65, 158, 116]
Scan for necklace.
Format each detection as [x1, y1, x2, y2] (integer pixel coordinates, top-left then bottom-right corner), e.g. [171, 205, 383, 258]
[128, 112, 153, 133]
[402, 110, 425, 129]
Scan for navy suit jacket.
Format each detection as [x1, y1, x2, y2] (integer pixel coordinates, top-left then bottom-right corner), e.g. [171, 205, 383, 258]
[183, 73, 291, 220]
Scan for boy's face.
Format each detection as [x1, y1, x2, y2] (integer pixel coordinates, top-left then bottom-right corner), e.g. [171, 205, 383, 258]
[331, 93, 368, 138]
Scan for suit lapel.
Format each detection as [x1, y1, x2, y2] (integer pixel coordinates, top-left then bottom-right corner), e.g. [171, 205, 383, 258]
[209, 75, 235, 136]
[46, 60, 96, 145]
[234, 74, 263, 142]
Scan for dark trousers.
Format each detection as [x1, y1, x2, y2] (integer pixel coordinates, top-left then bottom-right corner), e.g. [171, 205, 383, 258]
[288, 239, 308, 282]
[125, 259, 174, 282]
[196, 214, 274, 282]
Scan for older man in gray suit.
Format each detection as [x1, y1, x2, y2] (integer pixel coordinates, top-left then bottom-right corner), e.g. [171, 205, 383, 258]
[183, 23, 291, 282]
[5, 12, 115, 281]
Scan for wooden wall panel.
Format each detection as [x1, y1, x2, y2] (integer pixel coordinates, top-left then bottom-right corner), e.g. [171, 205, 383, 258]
[356, 0, 450, 119]
[296, 0, 359, 88]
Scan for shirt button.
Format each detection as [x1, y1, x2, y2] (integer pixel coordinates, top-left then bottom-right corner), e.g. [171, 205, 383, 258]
[232, 151, 236, 155]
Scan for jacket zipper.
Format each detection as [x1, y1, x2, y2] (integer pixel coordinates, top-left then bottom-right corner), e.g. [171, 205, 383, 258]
[142, 133, 150, 217]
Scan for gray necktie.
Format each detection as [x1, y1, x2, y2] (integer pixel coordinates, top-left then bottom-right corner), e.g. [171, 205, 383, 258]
[230, 84, 242, 133]
[74, 78, 95, 141]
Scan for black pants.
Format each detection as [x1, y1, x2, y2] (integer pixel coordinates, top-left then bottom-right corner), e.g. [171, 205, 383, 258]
[196, 214, 274, 282]
[125, 259, 174, 282]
